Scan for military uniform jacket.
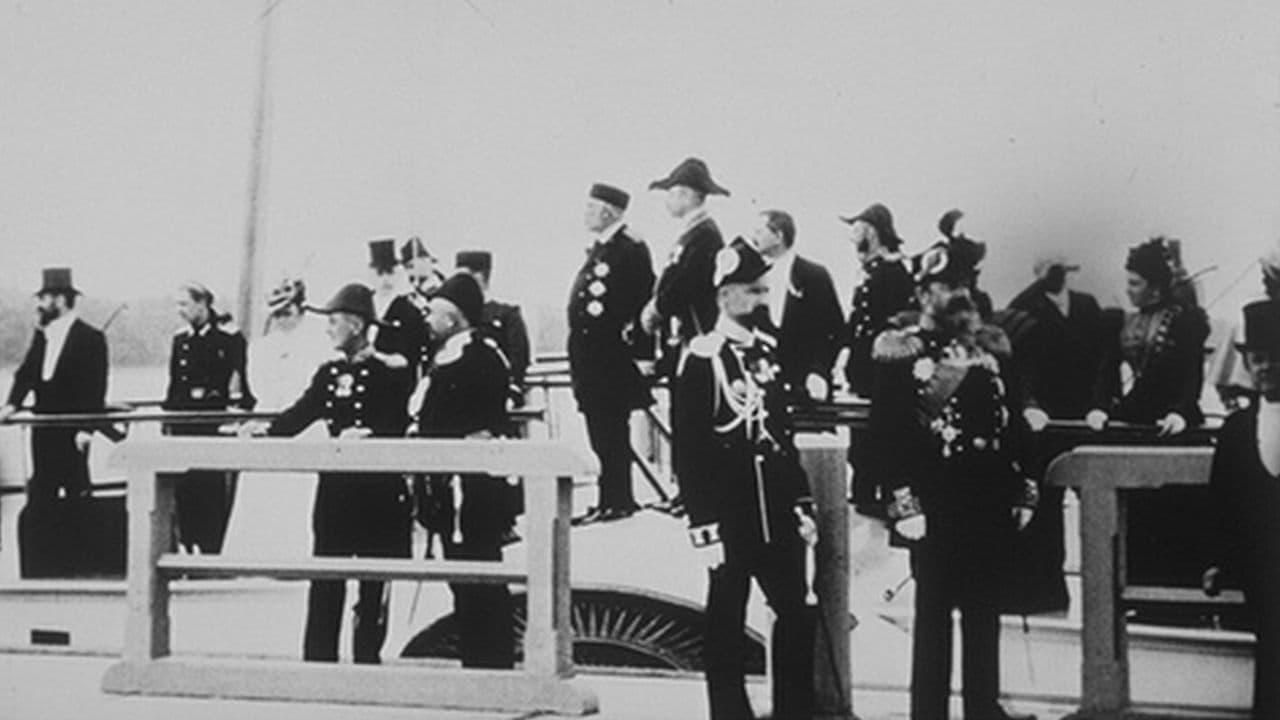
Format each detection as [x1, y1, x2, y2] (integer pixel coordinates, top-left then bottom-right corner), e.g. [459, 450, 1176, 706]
[1209, 405, 1280, 598]
[1006, 285, 1105, 419]
[845, 254, 913, 397]
[654, 215, 724, 342]
[567, 225, 656, 412]
[773, 254, 843, 401]
[868, 316, 1036, 525]
[414, 331, 510, 439]
[478, 300, 530, 399]
[1093, 299, 1209, 425]
[673, 325, 811, 547]
[377, 293, 433, 379]
[164, 323, 255, 410]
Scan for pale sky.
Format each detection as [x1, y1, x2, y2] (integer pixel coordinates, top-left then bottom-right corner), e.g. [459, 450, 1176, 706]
[3, 0, 1279, 332]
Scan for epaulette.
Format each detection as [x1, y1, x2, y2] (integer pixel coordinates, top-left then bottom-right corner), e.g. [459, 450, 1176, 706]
[688, 331, 725, 359]
[975, 324, 1012, 357]
[872, 326, 925, 363]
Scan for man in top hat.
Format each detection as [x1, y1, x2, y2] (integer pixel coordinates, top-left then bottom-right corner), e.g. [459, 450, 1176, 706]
[750, 209, 843, 403]
[674, 238, 817, 720]
[642, 156, 730, 355]
[162, 281, 256, 555]
[842, 203, 914, 514]
[1, 268, 109, 510]
[868, 239, 1037, 720]
[569, 183, 656, 523]
[376, 237, 438, 380]
[254, 282, 414, 664]
[456, 250, 530, 407]
[411, 271, 517, 668]
[1203, 299, 1280, 720]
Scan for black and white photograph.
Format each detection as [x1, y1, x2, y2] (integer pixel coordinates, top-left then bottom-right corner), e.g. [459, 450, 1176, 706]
[0, 2, 1277, 719]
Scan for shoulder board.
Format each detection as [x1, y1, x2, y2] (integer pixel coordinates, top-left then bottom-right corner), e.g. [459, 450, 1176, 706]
[476, 334, 513, 370]
[886, 310, 923, 329]
[872, 327, 925, 363]
[688, 331, 725, 359]
[975, 324, 1012, 357]
[752, 328, 778, 348]
[174, 327, 190, 337]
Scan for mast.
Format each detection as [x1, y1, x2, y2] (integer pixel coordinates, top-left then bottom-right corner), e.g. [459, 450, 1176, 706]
[236, 0, 279, 336]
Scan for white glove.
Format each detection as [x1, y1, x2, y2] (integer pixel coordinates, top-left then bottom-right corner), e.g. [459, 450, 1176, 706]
[804, 374, 829, 402]
[1085, 409, 1109, 432]
[1157, 412, 1187, 436]
[0, 404, 15, 422]
[795, 507, 818, 547]
[1202, 566, 1222, 597]
[641, 299, 662, 335]
[1023, 407, 1050, 432]
[338, 426, 373, 440]
[1013, 507, 1034, 531]
[895, 514, 927, 541]
[236, 420, 270, 438]
[74, 431, 92, 453]
[694, 542, 725, 571]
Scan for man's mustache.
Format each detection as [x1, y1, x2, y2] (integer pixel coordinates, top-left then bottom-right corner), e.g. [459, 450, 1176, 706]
[943, 295, 976, 315]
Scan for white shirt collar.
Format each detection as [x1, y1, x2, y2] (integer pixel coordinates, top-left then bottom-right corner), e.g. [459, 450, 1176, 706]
[41, 312, 77, 381]
[434, 328, 474, 367]
[682, 206, 709, 231]
[1258, 400, 1280, 476]
[1045, 288, 1070, 316]
[765, 250, 796, 325]
[43, 311, 76, 337]
[714, 314, 753, 346]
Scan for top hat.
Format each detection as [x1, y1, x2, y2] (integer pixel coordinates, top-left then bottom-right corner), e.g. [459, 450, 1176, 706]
[312, 283, 379, 324]
[368, 238, 398, 271]
[400, 236, 434, 265]
[455, 250, 493, 278]
[648, 157, 730, 197]
[434, 271, 485, 327]
[589, 183, 630, 210]
[714, 237, 771, 288]
[840, 203, 902, 249]
[37, 267, 80, 296]
[1237, 300, 1280, 354]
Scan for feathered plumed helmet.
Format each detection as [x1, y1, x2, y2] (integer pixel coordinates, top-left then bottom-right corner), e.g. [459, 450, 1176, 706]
[913, 235, 986, 286]
[266, 277, 307, 314]
[1125, 237, 1174, 291]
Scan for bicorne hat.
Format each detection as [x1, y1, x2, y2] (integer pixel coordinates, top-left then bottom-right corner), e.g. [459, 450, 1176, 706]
[312, 283, 378, 324]
[648, 157, 730, 197]
[840, 203, 902, 250]
[713, 237, 771, 288]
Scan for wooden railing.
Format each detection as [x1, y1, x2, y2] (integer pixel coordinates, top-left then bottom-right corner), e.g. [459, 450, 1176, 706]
[100, 436, 599, 716]
[1044, 446, 1244, 720]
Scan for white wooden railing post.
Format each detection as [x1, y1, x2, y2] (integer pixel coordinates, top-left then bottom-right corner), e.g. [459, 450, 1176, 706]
[123, 468, 173, 662]
[523, 473, 575, 679]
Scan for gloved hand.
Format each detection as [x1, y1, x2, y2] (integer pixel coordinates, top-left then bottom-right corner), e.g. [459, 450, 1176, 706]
[1202, 566, 1222, 597]
[804, 374, 829, 402]
[795, 506, 818, 547]
[1085, 409, 1109, 432]
[74, 431, 92, 453]
[1013, 506, 1034, 531]
[895, 514, 927, 541]
[338, 426, 373, 440]
[1157, 412, 1187, 436]
[1023, 407, 1050, 432]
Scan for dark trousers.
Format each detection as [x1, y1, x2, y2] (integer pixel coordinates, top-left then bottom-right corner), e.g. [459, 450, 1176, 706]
[174, 470, 237, 554]
[440, 474, 515, 669]
[582, 406, 636, 511]
[27, 427, 90, 504]
[910, 539, 1004, 720]
[705, 536, 814, 720]
[304, 473, 410, 664]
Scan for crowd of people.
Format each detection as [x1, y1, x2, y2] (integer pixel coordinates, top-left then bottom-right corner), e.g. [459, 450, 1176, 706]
[2, 154, 1277, 719]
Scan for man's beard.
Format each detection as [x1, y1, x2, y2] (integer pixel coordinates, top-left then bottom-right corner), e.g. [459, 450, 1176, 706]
[935, 295, 979, 336]
[36, 305, 60, 327]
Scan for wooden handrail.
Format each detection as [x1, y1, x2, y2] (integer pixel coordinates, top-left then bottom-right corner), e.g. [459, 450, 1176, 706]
[101, 436, 598, 715]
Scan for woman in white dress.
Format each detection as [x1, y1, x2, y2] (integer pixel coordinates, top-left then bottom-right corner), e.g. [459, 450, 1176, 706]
[222, 278, 332, 558]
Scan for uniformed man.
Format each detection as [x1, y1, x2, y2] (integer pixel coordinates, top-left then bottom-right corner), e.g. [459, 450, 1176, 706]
[841, 203, 914, 514]
[869, 238, 1037, 720]
[257, 283, 414, 664]
[455, 250, 530, 407]
[412, 272, 516, 669]
[1204, 299, 1280, 720]
[376, 237, 437, 379]
[674, 238, 817, 720]
[569, 183, 656, 523]
[937, 209, 994, 321]
[163, 282, 256, 555]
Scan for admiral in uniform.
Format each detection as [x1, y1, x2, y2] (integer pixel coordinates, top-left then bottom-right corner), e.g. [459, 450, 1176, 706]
[412, 272, 516, 668]
[456, 250, 531, 407]
[569, 183, 655, 522]
[869, 238, 1037, 720]
[842, 203, 914, 513]
[674, 239, 817, 720]
[261, 283, 414, 664]
[163, 282, 256, 555]
[1204, 299, 1280, 720]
